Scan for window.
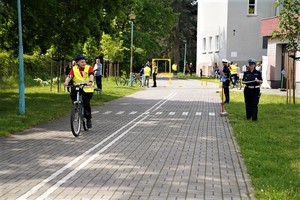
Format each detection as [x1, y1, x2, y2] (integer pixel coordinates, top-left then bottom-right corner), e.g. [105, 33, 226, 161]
[202, 38, 206, 53]
[262, 36, 268, 49]
[248, 0, 256, 15]
[209, 36, 212, 52]
[215, 35, 219, 52]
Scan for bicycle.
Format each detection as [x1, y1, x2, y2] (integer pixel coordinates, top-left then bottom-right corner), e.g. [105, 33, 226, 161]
[115, 73, 142, 87]
[68, 83, 89, 137]
[230, 77, 243, 90]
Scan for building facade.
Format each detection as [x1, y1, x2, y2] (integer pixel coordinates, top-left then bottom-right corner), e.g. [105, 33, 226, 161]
[196, 0, 276, 77]
[261, 17, 300, 93]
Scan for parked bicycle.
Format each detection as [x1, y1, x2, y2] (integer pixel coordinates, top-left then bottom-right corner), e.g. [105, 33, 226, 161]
[68, 83, 89, 137]
[115, 73, 142, 87]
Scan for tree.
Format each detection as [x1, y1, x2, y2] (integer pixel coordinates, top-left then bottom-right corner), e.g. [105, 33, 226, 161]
[273, 0, 300, 104]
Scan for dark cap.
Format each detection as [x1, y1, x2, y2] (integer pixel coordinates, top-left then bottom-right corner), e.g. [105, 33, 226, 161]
[248, 59, 256, 64]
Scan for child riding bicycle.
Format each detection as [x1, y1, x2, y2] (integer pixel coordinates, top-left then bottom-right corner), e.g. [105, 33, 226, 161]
[64, 54, 94, 128]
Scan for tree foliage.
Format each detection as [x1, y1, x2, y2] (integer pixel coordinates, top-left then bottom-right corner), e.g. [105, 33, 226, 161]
[0, 0, 197, 78]
[273, 0, 300, 52]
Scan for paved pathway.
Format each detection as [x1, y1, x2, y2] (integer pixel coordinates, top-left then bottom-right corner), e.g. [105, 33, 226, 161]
[0, 79, 254, 200]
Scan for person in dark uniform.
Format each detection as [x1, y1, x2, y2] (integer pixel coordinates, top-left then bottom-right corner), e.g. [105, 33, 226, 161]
[242, 59, 263, 121]
[221, 59, 231, 104]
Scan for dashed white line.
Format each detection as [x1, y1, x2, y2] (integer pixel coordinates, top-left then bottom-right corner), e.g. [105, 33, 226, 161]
[182, 112, 188, 116]
[195, 112, 202, 116]
[209, 112, 215, 116]
[129, 111, 137, 115]
[169, 112, 175, 115]
[155, 112, 162, 115]
[116, 111, 125, 115]
[17, 92, 177, 200]
[103, 111, 112, 114]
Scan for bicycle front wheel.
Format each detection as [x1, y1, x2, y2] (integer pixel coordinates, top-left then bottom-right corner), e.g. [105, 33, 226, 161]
[71, 104, 82, 137]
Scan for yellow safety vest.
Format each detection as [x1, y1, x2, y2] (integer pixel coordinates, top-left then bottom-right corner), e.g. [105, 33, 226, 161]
[72, 65, 94, 93]
[152, 65, 158, 75]
[144, 66, 151, 76]
[230, 65, 237, 75]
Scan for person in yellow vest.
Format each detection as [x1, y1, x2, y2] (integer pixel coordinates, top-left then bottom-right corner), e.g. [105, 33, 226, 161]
[64, 54, 94, 128]
[143, 63, 151, 88]
[152, 61, 158, 87]
[172, 63, 177, 75]
[229, 62, 238, 86]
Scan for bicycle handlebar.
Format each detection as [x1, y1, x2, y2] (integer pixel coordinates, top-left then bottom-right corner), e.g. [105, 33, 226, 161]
[67, 83, 87, 88]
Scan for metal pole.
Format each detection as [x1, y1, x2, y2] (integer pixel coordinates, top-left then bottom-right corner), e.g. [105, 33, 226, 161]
[129, 20, 134, 87]
[17, 0, 25, 114]
[183, 40, 187, 75]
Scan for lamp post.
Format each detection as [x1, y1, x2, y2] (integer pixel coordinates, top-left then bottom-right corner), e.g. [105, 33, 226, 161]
[129, 13, 136, 87]
[183, 40, 187, 75]
[17, 0, 25, 114]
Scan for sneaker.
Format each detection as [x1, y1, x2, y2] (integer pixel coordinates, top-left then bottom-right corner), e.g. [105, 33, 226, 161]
[87, 120, 92, 128]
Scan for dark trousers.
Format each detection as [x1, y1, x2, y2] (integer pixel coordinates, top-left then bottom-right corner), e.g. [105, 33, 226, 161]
[95, 75, 102, 90]
[70, 89, 93, 120]
[152, 74, 157, 87]
[230, 74, 238, 85]
[223, 80, 230, 103]
[244, 88, 260, 120]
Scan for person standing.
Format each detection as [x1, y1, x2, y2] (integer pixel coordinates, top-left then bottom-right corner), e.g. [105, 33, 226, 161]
[144, 63, 151, 88]
[213, 62, 219, 78]
[152, 61, 158, 87]
[242, 59, 263, 121]
[221, 59, 231, 104]
[64, 61, 73, 92]
[139, 64, 145, 87]
[93, 58, 102, 91]
[189, 62, 193, 76]
[64, 54, 94, 128]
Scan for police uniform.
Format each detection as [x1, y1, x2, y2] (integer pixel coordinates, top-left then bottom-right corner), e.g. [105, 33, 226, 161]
[222, 59, 231, 103]
[242, 59, 262, 121]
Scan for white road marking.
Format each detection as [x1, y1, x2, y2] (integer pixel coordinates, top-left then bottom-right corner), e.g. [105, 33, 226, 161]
[17, 92, 177, 200]
[155, 112, 162, 115]
[36, 115, 148, 200]
[116, 111, 125, 115]
[169, 112, 175, 115]
[103, 111, 112, 114]
[91, 111, 99, 114]
[129, 111, 137, 115]
[209, 112, 215, 116]
[182, 112, 188, 116]
[195, 112, 202, 116]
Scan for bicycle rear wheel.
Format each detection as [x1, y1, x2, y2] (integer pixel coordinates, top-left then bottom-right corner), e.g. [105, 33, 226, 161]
[71, 103, 82, 137]
[115, 77, 122, 86]
[237, 80, 242, 90]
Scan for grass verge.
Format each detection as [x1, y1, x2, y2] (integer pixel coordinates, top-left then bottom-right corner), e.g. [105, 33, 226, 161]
[225, 91, 300, 200]
[0, 78, 143, 137]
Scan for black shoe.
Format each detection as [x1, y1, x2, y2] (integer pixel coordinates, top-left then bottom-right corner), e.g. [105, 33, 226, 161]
[87, 120, 92, 128]
[224, 101, 229, 104]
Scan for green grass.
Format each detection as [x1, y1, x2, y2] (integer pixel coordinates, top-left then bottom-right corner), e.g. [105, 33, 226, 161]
[0, 77, 143, 137]
[225, 92, 300, 200]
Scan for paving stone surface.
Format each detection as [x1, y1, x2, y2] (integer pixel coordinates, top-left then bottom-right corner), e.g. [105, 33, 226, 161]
[0, 79, 255, 200]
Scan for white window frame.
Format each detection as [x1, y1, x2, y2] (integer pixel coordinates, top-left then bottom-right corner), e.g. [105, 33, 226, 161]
[215, 35, 219, 52]
[247, 0, 257, 15]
